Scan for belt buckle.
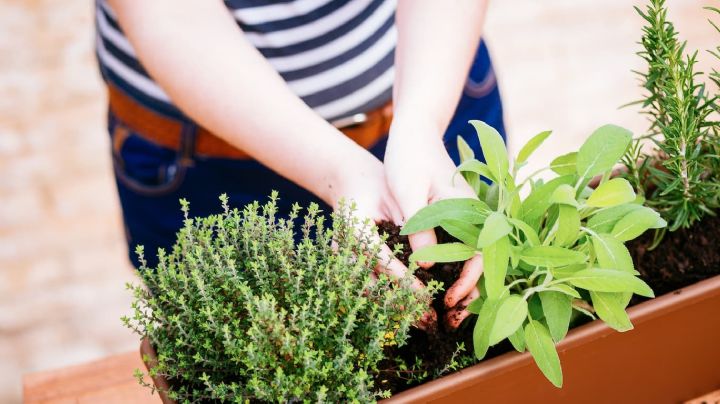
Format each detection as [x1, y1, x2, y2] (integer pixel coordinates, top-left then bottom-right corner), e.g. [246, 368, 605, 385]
[331, 113, 368, 129]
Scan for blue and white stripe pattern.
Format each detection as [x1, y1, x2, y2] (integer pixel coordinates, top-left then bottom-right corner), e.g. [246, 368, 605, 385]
[95, 0, 397, 122]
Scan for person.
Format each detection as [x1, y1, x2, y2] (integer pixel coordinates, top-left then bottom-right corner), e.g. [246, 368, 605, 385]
[96, 0, 506, 329]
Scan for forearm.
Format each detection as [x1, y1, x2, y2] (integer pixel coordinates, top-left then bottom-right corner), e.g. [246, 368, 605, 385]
[392, 0, 488, 137]
[109, 0, 367, 206]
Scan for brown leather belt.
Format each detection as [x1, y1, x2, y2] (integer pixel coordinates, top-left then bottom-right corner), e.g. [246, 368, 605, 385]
[107, 84, 393, 160]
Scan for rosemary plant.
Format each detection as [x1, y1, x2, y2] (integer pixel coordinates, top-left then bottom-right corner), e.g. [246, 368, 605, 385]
[623, 0, 720, 233]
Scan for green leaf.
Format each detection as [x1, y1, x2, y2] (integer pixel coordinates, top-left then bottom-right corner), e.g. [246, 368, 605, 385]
[544, 283, 581, 299]
[586, 178, 636, 208]
[483, 236, 511, 299]
[457, 135, 475, 163]
[508, 218, 541, 246]
[489, 295, 528, 346]
[591, 233, 635, 273]
[439, 220, 481, 247]
[457, 159, 495, 182]
[409, 243, 476, 263]
[528, 294, 545, 320]
[576, 125, 632, 179]
[473, 297, 505, 359]
[590, 292, 633, 332]
[539, 291, 572, 342]
[469, 120, 509, 183]
[508, 327, 526, 352]
[520, 246, 586, 267]
[521, 175, 576, 230]
[611, 206, 667, 241]
[402, 198, 490, 235]
[476, 212, 513, 248]
[550, 184, 578, 207]
[554, 205, 580, 247]
[525, 320, 563, 387]
[466, 295, 484, 314]
[564, 268, 655, 297]
[550, 152, 577, 175]
[587, 204, 643, 233]
[517, 130, 552, 164]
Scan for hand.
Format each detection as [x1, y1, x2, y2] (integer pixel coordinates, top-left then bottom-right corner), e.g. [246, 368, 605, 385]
[384, 121, 484, 329]
[330, 147, 437, 328]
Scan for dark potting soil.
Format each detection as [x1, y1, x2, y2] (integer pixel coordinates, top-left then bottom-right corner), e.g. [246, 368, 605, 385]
[627, 213, 720, 302]
[375, 222, 512, 394]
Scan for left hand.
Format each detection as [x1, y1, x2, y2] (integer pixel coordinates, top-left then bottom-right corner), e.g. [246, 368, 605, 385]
[384, 120, 484, 329]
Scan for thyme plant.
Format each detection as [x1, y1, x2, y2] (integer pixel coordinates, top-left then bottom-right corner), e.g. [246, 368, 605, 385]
[123, 194, 434, 403]
[623, 0, 720, 232]
[403, 121, 664, 387]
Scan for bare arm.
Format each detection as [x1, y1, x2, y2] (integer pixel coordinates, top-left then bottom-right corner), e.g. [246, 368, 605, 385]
[385, 0, 490, 328]
[108, 0, 375, 208]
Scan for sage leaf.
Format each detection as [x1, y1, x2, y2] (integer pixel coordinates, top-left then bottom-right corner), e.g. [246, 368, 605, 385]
[525, 320, 563, 387]
[477, 212, 513, 248]
[550, 152, 577, 175]
[409, 243, 476, 263]
[544, 283, 581, 299]
[539, 291, 572, 342]
[439, 220, 481, 247]
[517, 130, 552, 164]
[576, 124, 632, 179]
[587, 204, 642, 233]
[590, 291, 634, 332]
[550, 184, 578, 207]
[402, 198, 489, 235]
[489, 295, 528, 345]
[484, 236, 511, 299]
[586, 178, 636, 208]
[521, 175, 576, 230]
[520, 246, 586, 267]
[457, 159, 495, 182]
[611, 206, 667, 241]
[591, 233, 635, 273]
[473, 296, 505, 359]
[554, 205, 580, 247]
[457, 135, 475, 163]
[508, 218, 541, 246]
[508, 327, 526, 352]
[470, 120, 509, 183]
[564, 268, 654, 297]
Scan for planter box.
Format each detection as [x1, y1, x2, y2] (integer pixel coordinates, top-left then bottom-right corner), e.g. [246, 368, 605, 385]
[141, 275, 720, 403]
[385, 274, 720, 403]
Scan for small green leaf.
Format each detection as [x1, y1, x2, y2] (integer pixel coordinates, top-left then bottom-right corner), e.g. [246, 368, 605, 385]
[587, 203, 642, 233]
[439, 220, 481, 247]
[586, 178, 636, 208]
[517, 130, 552, 164]
[611, 206, 667, 241]
[466, 295, 484, 314]
[508, 218, 541, 246]
[521, 175, 576, 230]
[469, 120, 509, 183]
[477, 212, 513, 248]
[576, 125, 632, 179]
[550, 184, 578, 207]
[544, 283, 581, 299]
[550, 152, 577, 175]
[554, 205, 580, 247]
[489, 295, 529, 345]
[486, 182, 500, 210]
[564, 268, 655, 297]
[473, 296, 505, 359]
[457, 135, 475, 163]
[539, 291, 572, 342]
[528, 294, 545, 320]
[520, 246, 586, 267]
[409, 243, 476, 263]
[508, 327, 526, 352]
[402, 198, 490, 235]
[525, 320, 563, 387]
[591, 233, 635, 273]
[484, 236, 511, 299]
[457, 159, 495, 182]
[591, 292, 633, 332]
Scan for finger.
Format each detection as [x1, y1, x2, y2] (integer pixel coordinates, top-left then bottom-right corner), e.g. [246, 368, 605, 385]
[416, 307, 438, 331]
[444, 254, 484, 308]
[375, 244, 425, 291]
[445, 288, 480, 329]
[408, 229, 437, 269]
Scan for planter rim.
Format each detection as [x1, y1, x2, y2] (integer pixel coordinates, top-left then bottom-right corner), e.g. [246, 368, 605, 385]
[384, 273, 720, 403]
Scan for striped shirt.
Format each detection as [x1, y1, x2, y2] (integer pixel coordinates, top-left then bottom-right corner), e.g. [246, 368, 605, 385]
[95, 0, 397, 122]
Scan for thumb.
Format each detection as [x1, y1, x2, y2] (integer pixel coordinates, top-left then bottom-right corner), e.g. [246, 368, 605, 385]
[397, 193, 437, 270]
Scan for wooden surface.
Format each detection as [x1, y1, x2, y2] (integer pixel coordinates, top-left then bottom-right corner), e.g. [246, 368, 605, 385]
[23, 351, 159, 404]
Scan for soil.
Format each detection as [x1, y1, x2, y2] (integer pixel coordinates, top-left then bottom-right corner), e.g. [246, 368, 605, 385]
[627, 213, 720, 302]
[375, 222, 512, 394]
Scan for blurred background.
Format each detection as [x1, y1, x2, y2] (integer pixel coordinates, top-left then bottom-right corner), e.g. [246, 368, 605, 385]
[0, 1, 715, 402]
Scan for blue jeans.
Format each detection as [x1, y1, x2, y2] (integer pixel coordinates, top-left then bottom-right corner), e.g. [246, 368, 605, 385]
[109, 41, 505, 268]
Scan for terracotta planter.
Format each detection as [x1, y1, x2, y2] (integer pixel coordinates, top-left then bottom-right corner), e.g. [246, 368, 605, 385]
[141, 274, 720, 403]
[385, 274, 720, 403]
[140, 338, 174, 404]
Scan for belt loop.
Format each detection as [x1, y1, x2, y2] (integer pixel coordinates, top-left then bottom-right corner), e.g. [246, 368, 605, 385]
[178, 122, 197, 166]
